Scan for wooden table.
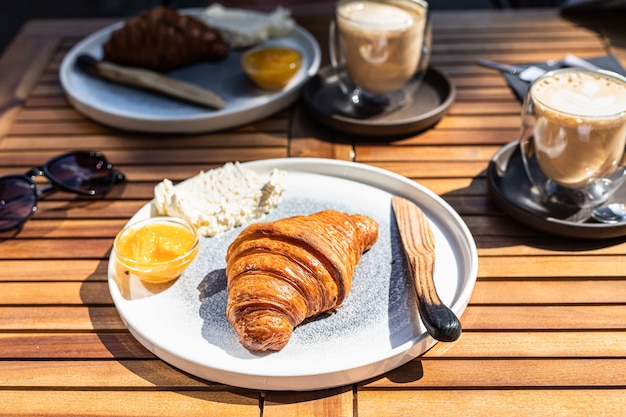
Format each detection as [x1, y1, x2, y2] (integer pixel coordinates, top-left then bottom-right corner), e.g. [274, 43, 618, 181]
[1, 8, 625, 416]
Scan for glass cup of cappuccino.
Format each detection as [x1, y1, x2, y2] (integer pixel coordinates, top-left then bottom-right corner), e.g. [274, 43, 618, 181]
[520, 68, 626, 208]
[329, 0, 430, 113]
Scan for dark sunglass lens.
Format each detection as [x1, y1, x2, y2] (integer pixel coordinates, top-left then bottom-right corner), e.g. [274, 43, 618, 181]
[0, 176, 37, 231]
[46, 152, 114, 195]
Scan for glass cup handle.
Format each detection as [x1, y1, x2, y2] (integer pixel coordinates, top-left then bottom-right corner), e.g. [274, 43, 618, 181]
[420, 17, 432, 73]
[413, 13, 432, 87]
[329, 19, 339, 71]
[328, 18, 352, 96]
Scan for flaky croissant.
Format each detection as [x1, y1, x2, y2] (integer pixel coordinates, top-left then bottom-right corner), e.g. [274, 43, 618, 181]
[225, 210, 379, 352]
[103, 6, 229, 71]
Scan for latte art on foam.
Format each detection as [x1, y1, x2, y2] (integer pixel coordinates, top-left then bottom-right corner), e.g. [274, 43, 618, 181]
[534, 71, 626, 116]
[340, 1, 414, 30]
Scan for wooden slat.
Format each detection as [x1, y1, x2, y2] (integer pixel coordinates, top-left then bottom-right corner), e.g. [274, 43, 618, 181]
[477, 255, 626, 278]
[0, 333, 153, 359]
[8, 116, 290, 135]
[461, 305, 626, 330]
[0, 259, 107, 281]
[0, 282, 112, 304]
[233, 387, 353, 417]
[424, 331, 626, 358]
[0, 306, 125, 331]
[1, 132, 288, 149]
[358, 389, 626, 417]
[0, 238, 115, 259]
[365, 358, 626, 388]
[0, 391, 260, 417]
[0, 360, 218, 388]
[0, 148, 288, 165]
[469, 279, 626, 304]
[0, 219, 129, 238]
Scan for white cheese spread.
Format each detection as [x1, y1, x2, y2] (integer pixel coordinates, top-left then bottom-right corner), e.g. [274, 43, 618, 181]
[199, 4, 295, 48]
[153, 162, 286, 237]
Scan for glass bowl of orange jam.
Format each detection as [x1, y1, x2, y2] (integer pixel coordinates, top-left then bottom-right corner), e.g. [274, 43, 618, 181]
[113, 216, 200, 283]
[241, 46, 303, 90]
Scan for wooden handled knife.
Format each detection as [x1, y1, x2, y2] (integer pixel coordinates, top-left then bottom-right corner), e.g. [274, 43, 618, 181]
[77, 54, 225, 110]
[391, 196, 462, 342]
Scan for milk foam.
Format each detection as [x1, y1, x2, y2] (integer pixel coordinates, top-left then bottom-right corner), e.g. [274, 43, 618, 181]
[533, 71, 626, 117]
[339, 1, 414, 32]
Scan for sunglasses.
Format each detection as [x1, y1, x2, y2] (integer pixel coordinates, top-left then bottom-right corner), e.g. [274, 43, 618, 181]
[0, 151, 125, 232]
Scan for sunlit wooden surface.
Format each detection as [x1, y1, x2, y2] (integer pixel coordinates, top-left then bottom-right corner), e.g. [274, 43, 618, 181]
[1, 8, 625, 416]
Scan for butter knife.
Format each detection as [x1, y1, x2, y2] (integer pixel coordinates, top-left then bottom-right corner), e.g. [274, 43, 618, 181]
[76, 54, 225, 110]
[391, 196, 462, 342]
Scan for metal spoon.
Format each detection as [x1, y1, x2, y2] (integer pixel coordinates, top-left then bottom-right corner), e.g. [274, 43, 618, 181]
[476, 54, 600, 82]
[591, 203, 626, 224]
[475, 59, 549, 82]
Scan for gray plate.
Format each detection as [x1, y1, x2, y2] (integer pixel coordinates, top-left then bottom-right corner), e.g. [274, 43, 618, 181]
[59, 9, 321, 134]
[302, 66, 455, 137]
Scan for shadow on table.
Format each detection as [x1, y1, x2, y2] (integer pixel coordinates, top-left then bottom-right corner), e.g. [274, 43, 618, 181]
[441, 169, 626, 251]
[80, 257, 266, 402]
[354, 359, 425, 387]
[561, 1, 626, 51]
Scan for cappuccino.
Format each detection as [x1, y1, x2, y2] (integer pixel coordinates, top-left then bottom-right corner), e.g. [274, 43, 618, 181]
[336, 0, 427, 95]
[531, 70, 626, 189]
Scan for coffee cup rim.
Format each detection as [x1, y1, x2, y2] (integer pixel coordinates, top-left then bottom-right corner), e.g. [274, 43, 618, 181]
[530, 67, 626, 119]
[335, 0, 429, 26]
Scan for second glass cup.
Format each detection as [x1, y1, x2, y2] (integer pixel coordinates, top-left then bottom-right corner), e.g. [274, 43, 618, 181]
[329, 0, 430, 114]
[520, 68, 626, 208]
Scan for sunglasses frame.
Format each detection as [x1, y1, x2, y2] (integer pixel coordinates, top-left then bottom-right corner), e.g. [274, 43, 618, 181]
[0, 151, 125, 232]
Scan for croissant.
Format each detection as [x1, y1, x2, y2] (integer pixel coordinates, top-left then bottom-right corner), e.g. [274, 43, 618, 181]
[102, 6, 229, 71]
[225, 210, 379, 351]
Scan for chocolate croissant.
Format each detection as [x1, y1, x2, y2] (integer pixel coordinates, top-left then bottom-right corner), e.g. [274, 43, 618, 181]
[102, 6, 229, 71]
[225, 210, 379, 352]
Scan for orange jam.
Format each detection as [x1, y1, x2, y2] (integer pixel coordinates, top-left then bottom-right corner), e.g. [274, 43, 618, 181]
[114, 217, 199, 283]
[241, 47, 303, 90]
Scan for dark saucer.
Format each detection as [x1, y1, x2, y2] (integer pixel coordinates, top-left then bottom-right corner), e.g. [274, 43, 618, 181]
[487, 141, 626, 239]
[302, 66, 455, 137]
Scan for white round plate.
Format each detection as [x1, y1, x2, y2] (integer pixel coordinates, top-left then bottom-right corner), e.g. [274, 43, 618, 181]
[108, 158, 478, 391]
[59, 9, 321, 133]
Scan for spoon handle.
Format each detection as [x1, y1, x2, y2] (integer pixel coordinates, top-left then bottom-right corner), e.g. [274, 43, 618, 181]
[475, 59, 522, 74]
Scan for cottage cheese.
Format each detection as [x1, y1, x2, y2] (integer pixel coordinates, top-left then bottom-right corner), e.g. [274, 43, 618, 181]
[199, 4, 295, 48]
[153, 162, 286, 237]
